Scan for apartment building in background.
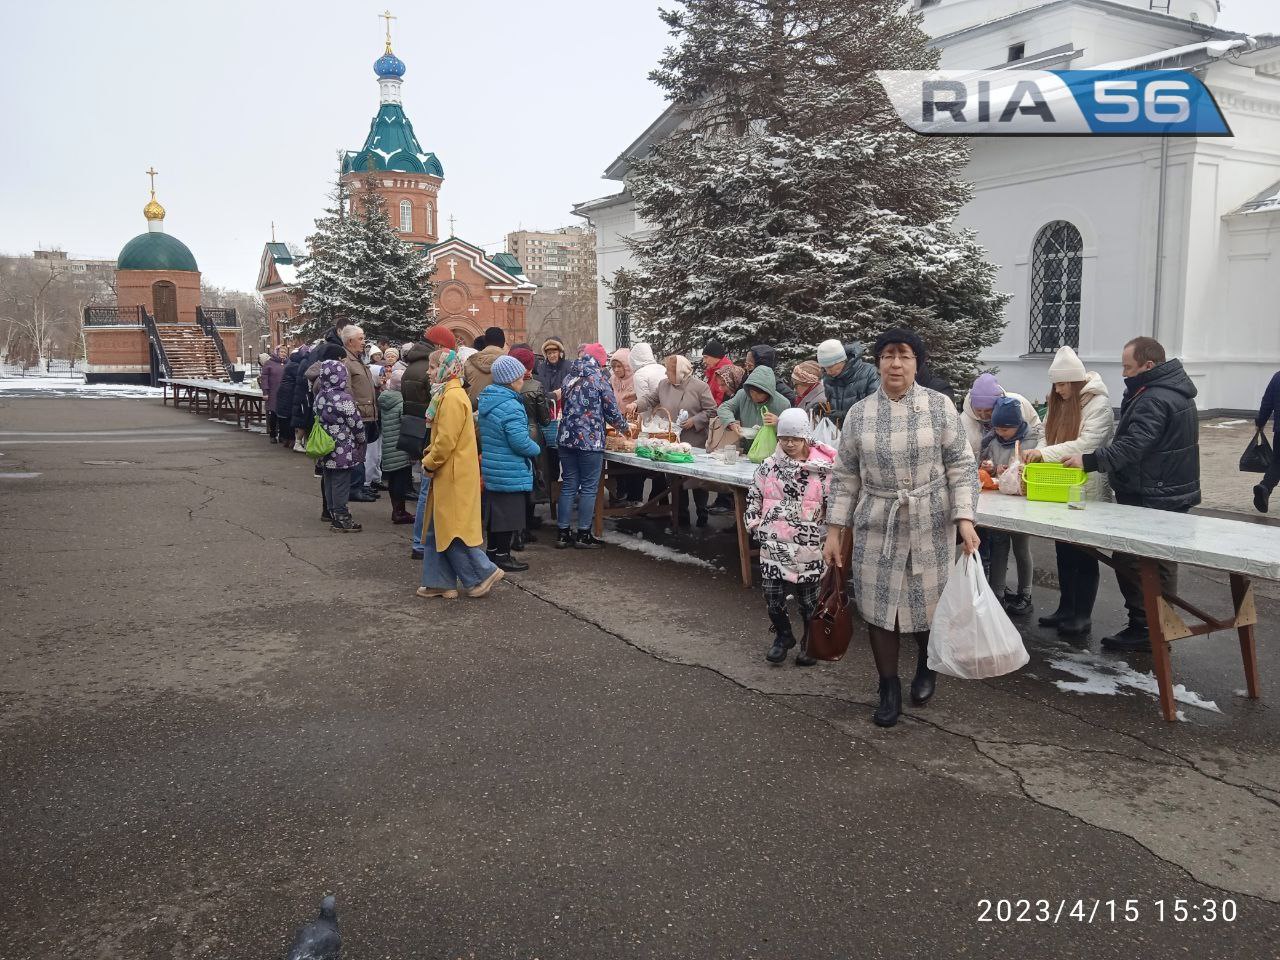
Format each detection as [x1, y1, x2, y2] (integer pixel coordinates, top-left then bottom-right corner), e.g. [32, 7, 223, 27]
[506, 226, 597, 295]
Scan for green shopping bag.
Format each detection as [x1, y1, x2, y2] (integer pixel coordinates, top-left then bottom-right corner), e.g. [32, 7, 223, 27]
[748, 408, 778, 463]
[304, 419, 337, 459]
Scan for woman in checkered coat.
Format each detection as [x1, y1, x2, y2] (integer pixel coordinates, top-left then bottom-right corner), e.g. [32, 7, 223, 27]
[825, 328, 981, 728]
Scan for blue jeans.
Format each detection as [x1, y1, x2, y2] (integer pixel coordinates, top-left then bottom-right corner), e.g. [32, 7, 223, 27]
[557, 447, 604, 532]
[412, 475, 431, 552]
[420, 520, 497, 590]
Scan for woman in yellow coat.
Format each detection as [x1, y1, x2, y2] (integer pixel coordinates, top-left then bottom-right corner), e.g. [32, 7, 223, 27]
[417, 350, 504, 600]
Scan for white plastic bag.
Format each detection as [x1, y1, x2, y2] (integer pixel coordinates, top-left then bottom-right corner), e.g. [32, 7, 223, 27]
[996, 440, 1025, 496]
[928, 553, 1030, 679]
[813, 417, 839, 447]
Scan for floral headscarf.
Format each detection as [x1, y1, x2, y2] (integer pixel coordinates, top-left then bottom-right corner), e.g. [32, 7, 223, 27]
[425, 349, 464, 426]
[317, 359, 349, 396]
[716, 363, 745, 397]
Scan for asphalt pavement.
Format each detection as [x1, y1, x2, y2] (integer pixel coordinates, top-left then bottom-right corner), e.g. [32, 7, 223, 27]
[2, 394, 1278, 959]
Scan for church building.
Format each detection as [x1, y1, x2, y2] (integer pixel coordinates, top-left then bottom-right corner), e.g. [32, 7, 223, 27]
[264, 17, 535, 349]
[575, 0, 1280, 412]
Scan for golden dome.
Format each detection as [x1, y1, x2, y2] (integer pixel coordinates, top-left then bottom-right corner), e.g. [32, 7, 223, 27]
[143, 197, 166, 221]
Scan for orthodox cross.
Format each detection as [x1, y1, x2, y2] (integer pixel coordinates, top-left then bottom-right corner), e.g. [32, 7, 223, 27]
[448, 256, 457, 279]
[270, 220, 276, 242]
[448, 214, 456, 236]
[380, 10, 397, 52]
[145, 166, 158, 198]
[467, 304, 480, 317]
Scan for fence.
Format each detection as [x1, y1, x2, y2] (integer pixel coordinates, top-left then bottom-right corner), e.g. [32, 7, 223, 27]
[0, 358, 85, 379]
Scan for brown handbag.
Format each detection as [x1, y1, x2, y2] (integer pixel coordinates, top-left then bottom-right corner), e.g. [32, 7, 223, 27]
[806, 565, 854, 661]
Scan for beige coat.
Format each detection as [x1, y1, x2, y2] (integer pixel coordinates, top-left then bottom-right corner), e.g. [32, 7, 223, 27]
[636, 375, 718, 448]
[830, 383, 979, 632]
[464, 346, 506, 405]
[342, 349, 377, 422]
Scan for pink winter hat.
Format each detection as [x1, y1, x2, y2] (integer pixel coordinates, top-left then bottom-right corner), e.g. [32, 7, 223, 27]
[583, 342, 608, 367]
[969, 373, 1003, 411]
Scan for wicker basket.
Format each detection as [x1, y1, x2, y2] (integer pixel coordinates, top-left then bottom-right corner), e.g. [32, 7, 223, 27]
[639, 406, 678, 443]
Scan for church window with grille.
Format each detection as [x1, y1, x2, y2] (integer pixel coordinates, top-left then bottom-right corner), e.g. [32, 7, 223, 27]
[1028, 221, 1083, 353]
[399, 199, 413, 233]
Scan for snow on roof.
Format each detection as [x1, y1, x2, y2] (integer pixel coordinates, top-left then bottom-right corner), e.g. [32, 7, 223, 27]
[1230, 180, 1280, 216]
[276, 263, 298, 285]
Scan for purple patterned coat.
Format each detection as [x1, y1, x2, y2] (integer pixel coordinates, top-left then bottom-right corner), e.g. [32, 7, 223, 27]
[313, 360, 366, 470]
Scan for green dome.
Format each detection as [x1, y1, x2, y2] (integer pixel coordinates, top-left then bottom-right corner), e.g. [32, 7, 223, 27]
[117, 231, 199, 272]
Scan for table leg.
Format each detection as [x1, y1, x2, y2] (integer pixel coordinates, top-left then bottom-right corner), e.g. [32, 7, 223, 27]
[1140, 558, 1177, 722]
[670, 477, 683, 529]
[1231, 573, 1260, 700]
[593, 466, 605, 538]
[732, 488, 751, 589]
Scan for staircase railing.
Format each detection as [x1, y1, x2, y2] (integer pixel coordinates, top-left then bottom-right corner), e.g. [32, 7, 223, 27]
[195, 306, 235, 380]
[140, 306, 172, 384]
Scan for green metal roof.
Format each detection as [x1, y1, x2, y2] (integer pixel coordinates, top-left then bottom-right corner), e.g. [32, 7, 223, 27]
[266, 242, 294, 264]
[343, 104, 443, 177]
[117, 231, 199, 272]
[489, 252, 525, 277]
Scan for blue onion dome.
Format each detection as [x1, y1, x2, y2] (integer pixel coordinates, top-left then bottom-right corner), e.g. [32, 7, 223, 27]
[374, 52, 406, 78]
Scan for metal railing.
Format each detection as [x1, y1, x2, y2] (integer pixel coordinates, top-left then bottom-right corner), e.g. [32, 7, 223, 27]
[199, 307, 239, 328]
[196, 306, 235, 379]
[83, 305, 143, 326]
[140, 306, 172, 383]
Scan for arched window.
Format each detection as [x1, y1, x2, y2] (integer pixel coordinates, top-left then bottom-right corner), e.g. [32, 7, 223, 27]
[427, 201, 436, 235]
[399, 199, 413, 234]
[1029, 221, 1083, 353]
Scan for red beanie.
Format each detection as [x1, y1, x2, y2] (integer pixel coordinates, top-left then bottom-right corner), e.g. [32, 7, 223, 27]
[425, 325, 456, 350]
[510, 347, 537, 373]
[583, 342, 608, 367]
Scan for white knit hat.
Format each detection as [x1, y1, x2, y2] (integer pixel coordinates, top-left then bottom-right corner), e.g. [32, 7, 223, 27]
[1047, 345, 1087, 383]
[816, 339, 846, 369]
[776, 408, 812, 439]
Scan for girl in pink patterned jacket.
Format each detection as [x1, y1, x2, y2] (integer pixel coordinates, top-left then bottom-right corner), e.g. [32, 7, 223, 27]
[745, 408, 838, 667]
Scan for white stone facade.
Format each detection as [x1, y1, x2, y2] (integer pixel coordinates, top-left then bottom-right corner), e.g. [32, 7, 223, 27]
[574, 0, 1280, 411]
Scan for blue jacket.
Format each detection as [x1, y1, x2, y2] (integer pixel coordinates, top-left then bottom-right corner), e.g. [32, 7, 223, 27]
[478, 383, 542, 492]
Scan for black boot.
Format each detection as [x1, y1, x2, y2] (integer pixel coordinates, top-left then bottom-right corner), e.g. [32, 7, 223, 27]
[490, 552, 529, 573]
[795, 625, 817, 668]
[1057, 562, 1098, 637]
[1039, 581, 1072, 627]
[555, 528, 574, 549]
[574, 530, 606, 550]
[329, 510, 362, 533]
[1255, 483, 1270, 514]
[321, 506, 332, 522]
[909, 637, 936, 706]
[873, 676, 902, 728]
[511, 531, 526, 552]
[765, 612, 796, 664]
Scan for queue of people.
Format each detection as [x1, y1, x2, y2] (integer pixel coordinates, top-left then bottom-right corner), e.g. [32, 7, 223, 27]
[259, 322, 1205, 727]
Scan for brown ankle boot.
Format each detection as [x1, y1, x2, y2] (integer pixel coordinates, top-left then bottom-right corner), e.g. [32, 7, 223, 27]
[391, 498, 413, 524]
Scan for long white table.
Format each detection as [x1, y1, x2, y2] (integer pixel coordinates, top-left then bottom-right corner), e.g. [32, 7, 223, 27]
[602, 449, 1276, 721]
[162, 378, 265, 429]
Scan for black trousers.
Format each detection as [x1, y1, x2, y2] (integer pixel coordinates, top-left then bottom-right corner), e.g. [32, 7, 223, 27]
[1055, 541, 1099, 618]
[1262, 452, 1280, 493]
[266, 410, 280, 441]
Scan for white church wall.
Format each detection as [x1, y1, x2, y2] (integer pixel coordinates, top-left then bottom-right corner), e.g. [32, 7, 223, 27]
[917, 0, 1219, 43]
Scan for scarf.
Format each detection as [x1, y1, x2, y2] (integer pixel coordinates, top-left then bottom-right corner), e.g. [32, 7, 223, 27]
[425, 349, 463, 426]
[664, 354, 692, 386]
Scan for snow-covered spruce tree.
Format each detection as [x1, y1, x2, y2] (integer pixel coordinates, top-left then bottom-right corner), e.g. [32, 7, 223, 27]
[619, 0, 1008, 386]
[296, 169, 434, 343]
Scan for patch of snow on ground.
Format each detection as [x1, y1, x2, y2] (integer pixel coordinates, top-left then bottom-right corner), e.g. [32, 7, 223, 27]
[0, 376, 162, 399]
[0, 472, 41, 479]
[601, 530, 722, 571]
[1047, 650, 1220, 712]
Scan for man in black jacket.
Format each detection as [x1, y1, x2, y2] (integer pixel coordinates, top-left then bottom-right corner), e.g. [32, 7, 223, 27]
[1065, 337, 1200, 651]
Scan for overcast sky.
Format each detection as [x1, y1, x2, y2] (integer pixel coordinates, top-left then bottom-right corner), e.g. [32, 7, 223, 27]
[0, 0, 1275, 291]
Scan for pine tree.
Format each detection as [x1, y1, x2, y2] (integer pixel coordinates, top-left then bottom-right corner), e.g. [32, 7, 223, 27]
[296, 169, 435, 343]
[617, 0, 1008, 386]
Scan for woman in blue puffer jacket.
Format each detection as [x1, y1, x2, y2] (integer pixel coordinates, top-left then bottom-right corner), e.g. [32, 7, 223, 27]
[478, 355, 542, 572]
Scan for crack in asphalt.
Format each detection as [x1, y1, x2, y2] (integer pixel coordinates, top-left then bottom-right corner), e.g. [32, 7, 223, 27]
[280, 537, 327, 576]
[509, 577, 1277, 904]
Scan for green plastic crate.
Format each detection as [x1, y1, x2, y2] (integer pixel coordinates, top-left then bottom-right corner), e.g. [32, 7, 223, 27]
[1023, 462, 1087, 503]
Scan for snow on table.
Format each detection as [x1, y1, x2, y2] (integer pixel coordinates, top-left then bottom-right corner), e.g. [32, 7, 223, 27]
[162, 378, 263, 398]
